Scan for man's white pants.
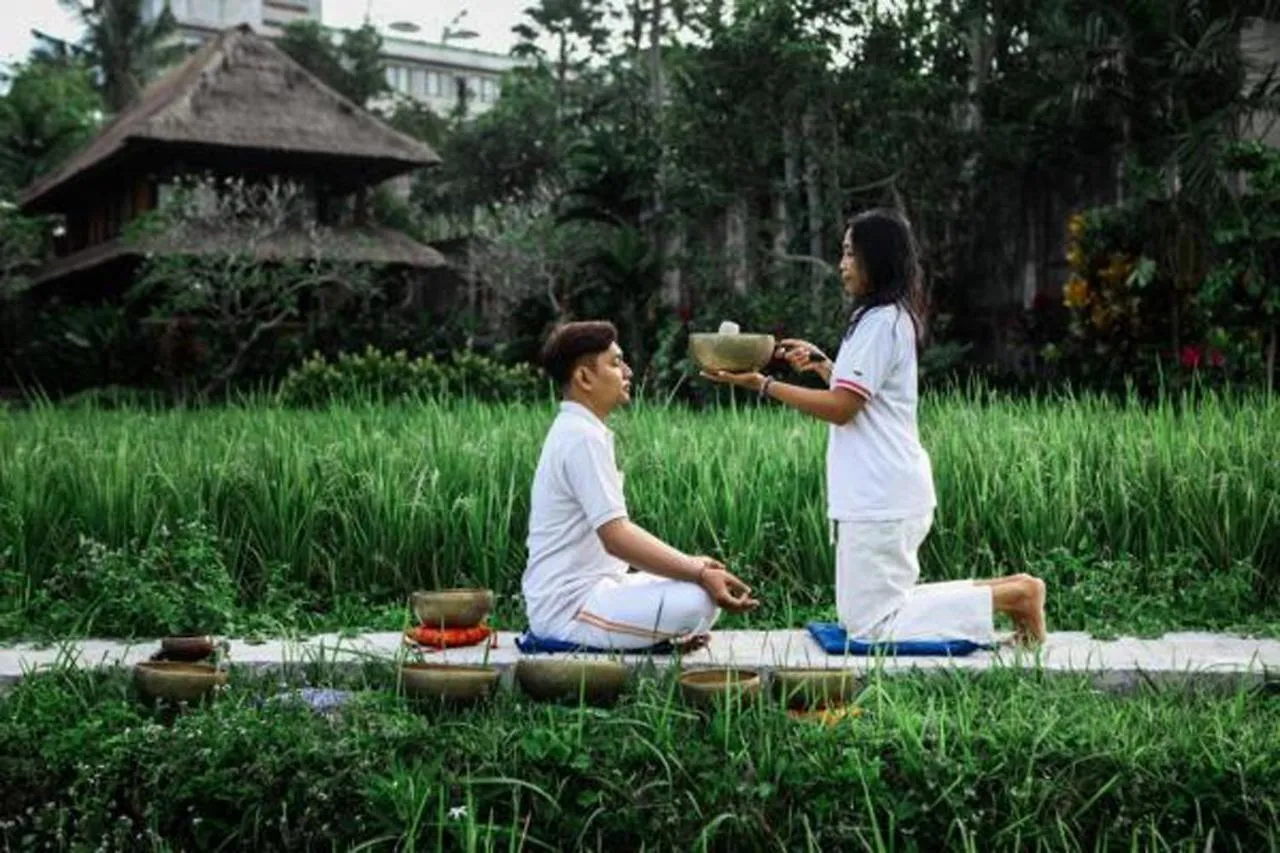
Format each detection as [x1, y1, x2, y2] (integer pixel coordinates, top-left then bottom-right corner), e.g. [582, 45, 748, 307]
[836, 512, 995, 643]
[556, 572, 720, 650]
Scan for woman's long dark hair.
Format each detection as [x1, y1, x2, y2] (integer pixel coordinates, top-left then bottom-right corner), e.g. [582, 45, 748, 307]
[842, 207, 927, 347]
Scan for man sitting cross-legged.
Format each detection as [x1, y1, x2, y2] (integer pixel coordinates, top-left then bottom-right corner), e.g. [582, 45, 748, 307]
[521, 320, 759, 651]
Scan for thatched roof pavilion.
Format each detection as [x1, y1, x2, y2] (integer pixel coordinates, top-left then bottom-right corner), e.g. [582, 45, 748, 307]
[18, 23, 446, 292]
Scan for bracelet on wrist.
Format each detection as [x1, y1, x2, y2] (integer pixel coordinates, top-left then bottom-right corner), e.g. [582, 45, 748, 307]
[758, 376, 774, 399]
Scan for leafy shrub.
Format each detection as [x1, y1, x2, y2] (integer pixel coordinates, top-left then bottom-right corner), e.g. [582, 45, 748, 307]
[276, 346, 449, 406]
[9, 519, 237, 637]
[277, 346, 550, 407]
[443, 348, 550, 402]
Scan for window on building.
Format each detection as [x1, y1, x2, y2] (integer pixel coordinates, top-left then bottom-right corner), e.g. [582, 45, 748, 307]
[385, 65, 410, 93]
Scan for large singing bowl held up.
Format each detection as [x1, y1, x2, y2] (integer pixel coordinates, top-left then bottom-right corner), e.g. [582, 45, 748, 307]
[688, 333, 776, 373]
[410, 588, 494, 628]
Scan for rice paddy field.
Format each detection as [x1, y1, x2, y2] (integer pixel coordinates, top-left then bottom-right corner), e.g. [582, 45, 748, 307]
[3, 388, 1280, 851]
[0, 387, 1277, 640]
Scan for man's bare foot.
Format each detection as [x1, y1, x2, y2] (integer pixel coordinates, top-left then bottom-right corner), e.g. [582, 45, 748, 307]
[674, 632, 711, 654]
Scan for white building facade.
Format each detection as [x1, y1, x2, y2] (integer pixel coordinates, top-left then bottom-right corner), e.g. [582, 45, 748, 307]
[143, 0, 522, 116]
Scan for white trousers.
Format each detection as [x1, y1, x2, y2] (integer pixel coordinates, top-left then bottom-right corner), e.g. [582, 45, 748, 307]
[556, 572, 720, 650]
[835, 512, 995, 643]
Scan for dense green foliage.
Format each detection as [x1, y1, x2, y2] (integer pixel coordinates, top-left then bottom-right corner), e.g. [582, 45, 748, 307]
[2, 664, 1277, 851]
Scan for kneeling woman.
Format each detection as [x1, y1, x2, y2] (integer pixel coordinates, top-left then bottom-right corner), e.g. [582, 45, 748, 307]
[703, 209, 1046, 646]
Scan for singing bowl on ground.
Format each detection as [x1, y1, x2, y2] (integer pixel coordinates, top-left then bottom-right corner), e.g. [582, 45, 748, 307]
[771, 668, 859, 710]
[400, 663, 500, 705]
[515, 659, 629, 706]
[688, 333, 777, 373]
[678, 668, 761, 708]
[133, 661, 227, 704]
[410, 588, 494, 628]
[160, 634, 217, 661]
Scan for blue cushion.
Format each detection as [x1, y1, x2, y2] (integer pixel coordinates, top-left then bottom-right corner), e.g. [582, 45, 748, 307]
[516, 632, 675, 655]
[806, 622, 993, 656]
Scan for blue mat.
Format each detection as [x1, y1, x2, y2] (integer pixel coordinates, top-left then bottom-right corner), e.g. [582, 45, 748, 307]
[516, 632, 675, 655]
[806, 622, 993, 657]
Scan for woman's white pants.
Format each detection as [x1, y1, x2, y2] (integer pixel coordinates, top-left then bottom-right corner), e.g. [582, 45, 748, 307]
[835, 512, 995, 643]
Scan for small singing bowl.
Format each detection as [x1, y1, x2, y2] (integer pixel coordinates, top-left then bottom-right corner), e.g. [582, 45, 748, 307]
[409, 588, 494, 628]
[515, 659, 629, 706]
[679, 668, 761, 709]
[771, 668, 859, 710]
[400, 663, 500, 705]
[160, 634, 216, 661]
[133, 661, 227, 705]
[688, 333, 777, 374]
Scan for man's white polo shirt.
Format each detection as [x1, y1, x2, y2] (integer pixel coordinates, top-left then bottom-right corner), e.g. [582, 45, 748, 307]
[522, 400, 630, 634]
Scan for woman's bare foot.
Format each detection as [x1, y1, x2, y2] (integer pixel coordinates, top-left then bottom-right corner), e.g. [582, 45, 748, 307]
[989, 575, 1047, 647]
[1024, 577, 1047, 645]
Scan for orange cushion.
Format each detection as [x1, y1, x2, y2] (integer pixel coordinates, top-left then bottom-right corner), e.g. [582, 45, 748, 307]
[404, 624, 494, 649]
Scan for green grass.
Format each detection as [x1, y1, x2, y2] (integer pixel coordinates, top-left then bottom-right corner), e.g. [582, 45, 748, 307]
[3, 662, 1279, 851]
[0, 387, 1277, 639]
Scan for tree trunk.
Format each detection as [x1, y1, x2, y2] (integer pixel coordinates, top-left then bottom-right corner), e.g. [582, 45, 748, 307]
[775, 119, 800, 266]
[557, 32, 568, 115]
[1116, 40, 1129, 205]
[726, 195, 749, 295]
[649, 0, 680, 308]
[802, 107, 825, 316]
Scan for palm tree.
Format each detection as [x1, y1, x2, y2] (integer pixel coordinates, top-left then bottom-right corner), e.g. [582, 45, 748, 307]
[61, 0, 189, 114]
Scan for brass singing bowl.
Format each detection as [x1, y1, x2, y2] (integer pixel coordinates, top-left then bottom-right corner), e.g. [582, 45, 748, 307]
[688, 333, 777, 373]
[133, 661, 227, 704]
[409, 588, 494, 628]
[515, 659, 629, 706]
[771, 668, 859, 710]
[160, 634, 216, 662]
[400, 663, 500, 705]
[678, 667, 761, 708]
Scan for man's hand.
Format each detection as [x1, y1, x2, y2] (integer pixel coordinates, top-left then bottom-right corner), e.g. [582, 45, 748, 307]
[690, 556, 760, 613]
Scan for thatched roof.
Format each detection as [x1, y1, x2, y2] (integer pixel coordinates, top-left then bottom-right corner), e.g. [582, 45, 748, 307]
[18, 24, 441, 213]
[30, 225, 446, 287]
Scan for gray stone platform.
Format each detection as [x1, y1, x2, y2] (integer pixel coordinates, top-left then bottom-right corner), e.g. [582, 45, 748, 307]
[3, 630, 1279, 692]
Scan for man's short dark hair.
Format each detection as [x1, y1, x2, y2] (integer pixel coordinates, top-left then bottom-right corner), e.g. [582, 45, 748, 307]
[540, 320, 618, 389]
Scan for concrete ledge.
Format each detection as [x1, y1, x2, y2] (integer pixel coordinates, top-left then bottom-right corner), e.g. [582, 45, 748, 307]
[4, 630, 1279, 693]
